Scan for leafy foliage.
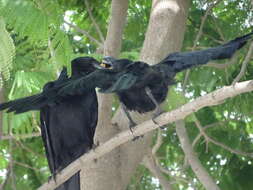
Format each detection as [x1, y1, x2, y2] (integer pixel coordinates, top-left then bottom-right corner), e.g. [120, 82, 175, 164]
[0, 18, 15, 85]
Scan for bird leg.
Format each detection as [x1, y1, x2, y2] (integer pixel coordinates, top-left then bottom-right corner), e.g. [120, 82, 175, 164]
[121, 103, 137, 130]
[121, 103, 143, 141]
[145, 87, 164, 124]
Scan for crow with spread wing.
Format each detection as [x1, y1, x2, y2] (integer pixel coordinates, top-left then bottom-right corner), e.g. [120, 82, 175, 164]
[60, 32, 253, 129]
[0, 57, 99, 190]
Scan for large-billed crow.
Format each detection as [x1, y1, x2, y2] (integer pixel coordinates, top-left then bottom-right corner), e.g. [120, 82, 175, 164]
[0, 57, 99, 190]
[60, 32, 253, 128]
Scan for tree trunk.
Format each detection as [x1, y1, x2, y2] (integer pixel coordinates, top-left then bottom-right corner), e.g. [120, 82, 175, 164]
[81, 0, 189, 189]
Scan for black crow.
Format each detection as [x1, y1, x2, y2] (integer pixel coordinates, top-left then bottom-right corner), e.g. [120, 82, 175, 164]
[0, 57, 99, 190]
[59, 32, 253, 128]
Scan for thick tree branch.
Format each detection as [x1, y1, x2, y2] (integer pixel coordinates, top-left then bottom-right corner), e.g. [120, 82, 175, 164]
[80, 1, 129, 190]
[103, 0, 129, 57]
[38, 80, 253, 190]
[175, 120, 220, 190]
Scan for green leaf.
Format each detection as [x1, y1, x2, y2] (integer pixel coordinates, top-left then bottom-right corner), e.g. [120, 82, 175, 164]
[0, 17, 15, 83]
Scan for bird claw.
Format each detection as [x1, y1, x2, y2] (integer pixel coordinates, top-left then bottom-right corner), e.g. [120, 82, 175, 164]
[48, 168, 62, 183]
[129, 121, 144, 141]
[129, 121, 137, 133]
[132, 135, 144, 141]
[92, 141, 100, 149]
[152, 108, 165, 128]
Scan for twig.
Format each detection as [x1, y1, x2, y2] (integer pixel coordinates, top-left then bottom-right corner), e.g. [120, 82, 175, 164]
[9, 140, 17, 190]
[84, 0, 105, 42]
[182, 0, 223, 91]
[193, 119, 253, 158]
[143, 152, 174, 190]
[233, 42, 253, 84]
[14, 139, 44, 158]
[192, 121, 224, 147]
[0, 132, 41, 141]
[13, 160, 40, 172]
[38, 79, 253, 190]
[157, 164, 194, 186]
[211, 15, 225, 41]
[63, 20, 103, 46]
[152, 128, 163, 155]
[0, 164, 11, 190]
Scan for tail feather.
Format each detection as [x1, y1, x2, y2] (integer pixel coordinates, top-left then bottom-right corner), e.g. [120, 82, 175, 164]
[159, 31, 253, 72]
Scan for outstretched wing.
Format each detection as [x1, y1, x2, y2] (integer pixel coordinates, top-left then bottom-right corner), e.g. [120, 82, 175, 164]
[99, 73, 138, 93]
[0, 94, 46, 114]
[159, 31, 253, 72]
[58, 70, 109, 96]
[0, 67, 69, 114]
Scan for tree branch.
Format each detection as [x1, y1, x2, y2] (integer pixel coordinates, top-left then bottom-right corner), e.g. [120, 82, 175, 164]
[182, 0, 223, 90]
[193, 119, 253, 158]
[232, 42, 253, 84]
[38, 80, 253, 190]
[80, 1, 129, 189]
[143, 152, 174, 190]
[0, 132, 41, 141]
[14, 139, 44, 158]
[13, 160, 40, 172]
[84, 0, 105, 43]
[152, 129, 163, 155]
[175, 120, 220, 190]
[0, 163, 11, 190]
[63, 20, 103, 46]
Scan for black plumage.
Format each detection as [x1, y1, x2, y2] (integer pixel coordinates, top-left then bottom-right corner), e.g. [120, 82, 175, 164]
[59, 32, 253, 127]
[100, 32, 253, 114]
[0, 57, 99, 190]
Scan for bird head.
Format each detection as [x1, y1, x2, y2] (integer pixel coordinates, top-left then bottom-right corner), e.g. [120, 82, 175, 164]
[71, 56, 99, 76]
[94, 56, 133, 72]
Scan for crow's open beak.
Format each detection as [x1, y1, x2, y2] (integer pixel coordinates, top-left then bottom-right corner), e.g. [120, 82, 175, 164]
[100, 59, 113, 69]
[94, 56, 116, 70]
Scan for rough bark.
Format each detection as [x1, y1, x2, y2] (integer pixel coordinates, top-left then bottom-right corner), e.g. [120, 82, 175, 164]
[80, 0, 129, 190]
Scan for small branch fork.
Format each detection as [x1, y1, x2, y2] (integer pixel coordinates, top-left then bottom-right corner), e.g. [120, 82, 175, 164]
[143, 129, 194, 189]
[193, 118, 253, 158]
[38, 79, 253, 190]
